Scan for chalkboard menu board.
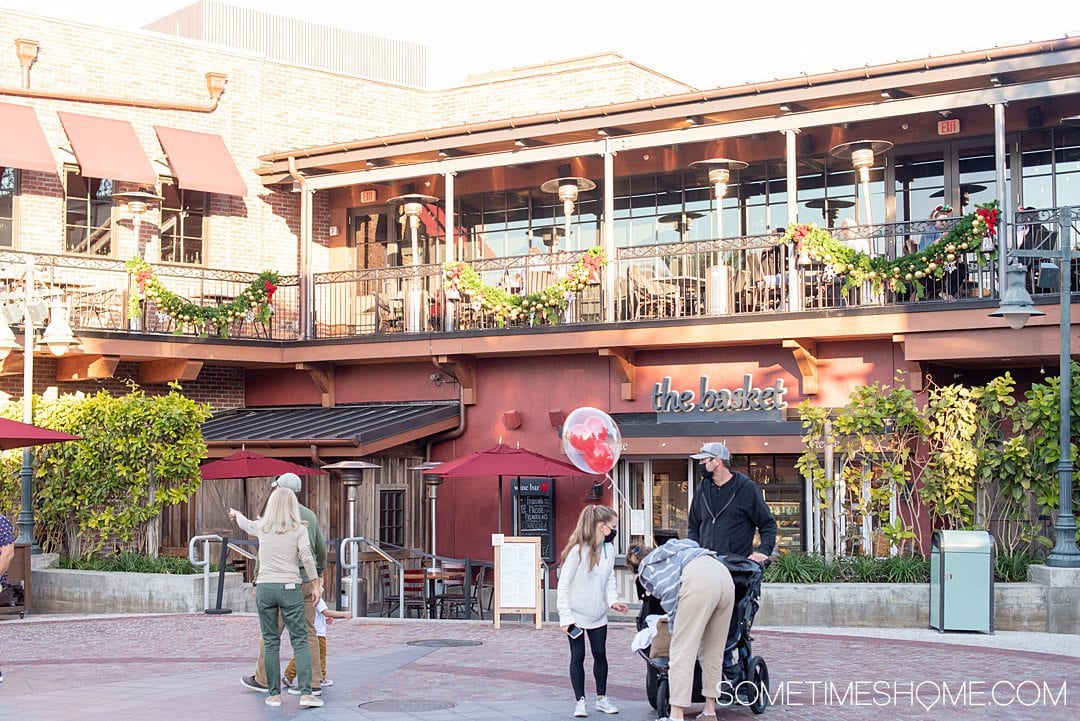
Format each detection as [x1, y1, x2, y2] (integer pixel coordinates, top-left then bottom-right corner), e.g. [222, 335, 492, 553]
[513, 477, 556, 562]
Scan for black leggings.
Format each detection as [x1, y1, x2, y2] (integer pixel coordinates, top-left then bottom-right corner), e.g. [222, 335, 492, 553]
[568, 624, 608, 700]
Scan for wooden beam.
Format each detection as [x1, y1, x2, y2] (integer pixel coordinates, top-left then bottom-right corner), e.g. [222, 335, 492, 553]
[782, 338, 819, 395]
[55, 355, 120, 382]
[436, 355, 477, 405]
[296, 362, 336, 408]
[599, 347, 636, 400]
[892, 336, 926, 391]
[137, 359, 203, 385]
[0, 354, 23, 378]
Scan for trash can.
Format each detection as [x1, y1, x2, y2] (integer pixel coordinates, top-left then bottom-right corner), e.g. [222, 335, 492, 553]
[929, 530, 994, 633]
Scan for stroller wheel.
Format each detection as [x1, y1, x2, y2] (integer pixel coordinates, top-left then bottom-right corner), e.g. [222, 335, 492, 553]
[748, 656, 770, 714]
[646, 665, 659, 709]
[656, 675, 670, 719]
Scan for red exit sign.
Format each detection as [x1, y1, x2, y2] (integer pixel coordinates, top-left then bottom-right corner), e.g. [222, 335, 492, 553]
[937, 118, 961, 135]
[360, 189, 377, 204]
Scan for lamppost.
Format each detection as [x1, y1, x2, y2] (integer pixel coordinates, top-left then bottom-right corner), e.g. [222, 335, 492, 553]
[991, 206, 1080, 568]
[0, 257, 81, 552]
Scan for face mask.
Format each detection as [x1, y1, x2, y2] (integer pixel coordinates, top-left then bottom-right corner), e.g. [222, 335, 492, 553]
[604, 528, 617, 544]
[698, 463, 713, 481]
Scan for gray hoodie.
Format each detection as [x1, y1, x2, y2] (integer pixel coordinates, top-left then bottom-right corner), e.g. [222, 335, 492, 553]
[636, 538, 713, 630]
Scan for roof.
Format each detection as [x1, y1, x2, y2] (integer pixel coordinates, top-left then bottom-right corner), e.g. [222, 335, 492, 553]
[202, 402, 460, 454]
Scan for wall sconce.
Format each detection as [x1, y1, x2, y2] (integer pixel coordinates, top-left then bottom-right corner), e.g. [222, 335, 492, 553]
[14, 38, 40, 90]
[587, 481, 605, 500]
[205, 72, 228, 101]
[502, 410, 522, 430]
[548, 409, 566, 427]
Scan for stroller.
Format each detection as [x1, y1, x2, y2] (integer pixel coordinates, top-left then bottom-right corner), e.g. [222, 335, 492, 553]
[635, 550, 769, 717]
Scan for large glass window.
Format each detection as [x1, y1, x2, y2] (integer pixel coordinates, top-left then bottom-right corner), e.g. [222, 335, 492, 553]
[160, 184, 207, 265]
[728, 453, 805, 553]
[65, 172, 113, 256]
[0, 167, 16, 247]
[1019, 127, 1080, 209]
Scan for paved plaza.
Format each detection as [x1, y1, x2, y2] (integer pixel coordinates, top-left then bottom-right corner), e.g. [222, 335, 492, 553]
[1, 613, 1077, 721]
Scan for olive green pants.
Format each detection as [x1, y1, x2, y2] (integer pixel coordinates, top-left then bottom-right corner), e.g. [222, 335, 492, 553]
[255, 582, 312, 696]
[254, 578, 322, 691]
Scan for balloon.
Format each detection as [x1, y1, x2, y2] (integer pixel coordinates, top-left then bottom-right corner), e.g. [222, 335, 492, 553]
[562, 406, 622, 475]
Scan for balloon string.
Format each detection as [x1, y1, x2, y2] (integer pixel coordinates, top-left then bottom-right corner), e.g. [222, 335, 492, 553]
[606, 472, 633, 515]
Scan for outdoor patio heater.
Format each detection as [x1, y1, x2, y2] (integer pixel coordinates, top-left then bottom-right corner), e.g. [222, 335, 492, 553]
[409, 461, 444, 565]
[828, 140, 893, 225]
[113, 190, 163, 262]
[388, 192, 437, 332]
[689, 158, 747, 240]
[321, 460, 380, 541]
[540, 175, 595, 251]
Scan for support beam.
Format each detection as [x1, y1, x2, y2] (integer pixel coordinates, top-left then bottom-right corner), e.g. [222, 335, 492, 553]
[0, 354, 23, 377]
[296, 362, 335, 407]
[137, 359, 203, 385]
[56, 355, 120, 382]
[891, 334, 926, 391]
[599, 347, 636, 400]
[782, 338, 818, 395]
[436, 354, 477, 405]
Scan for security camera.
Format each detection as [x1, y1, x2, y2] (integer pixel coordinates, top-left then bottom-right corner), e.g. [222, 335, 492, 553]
[430, 373, 440, 381]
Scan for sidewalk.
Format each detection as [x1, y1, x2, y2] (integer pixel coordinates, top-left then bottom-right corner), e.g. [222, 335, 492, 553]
[1, 613, 1076, 720]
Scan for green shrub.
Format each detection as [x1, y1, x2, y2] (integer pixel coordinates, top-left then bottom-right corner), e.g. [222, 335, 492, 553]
[764, 552, 837, 583]
[878, 555, 931, 583]
[839, 555, 884, 582]
[994, 549, 1041, 582]
[56, 552, 231, 575]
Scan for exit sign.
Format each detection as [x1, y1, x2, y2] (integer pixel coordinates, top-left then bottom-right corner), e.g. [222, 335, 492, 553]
[937, 119, 961, 135]
[360, 189, 377, 203]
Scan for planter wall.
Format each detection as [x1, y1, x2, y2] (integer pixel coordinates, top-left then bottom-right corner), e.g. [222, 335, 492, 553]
[31, 567, 254, 614]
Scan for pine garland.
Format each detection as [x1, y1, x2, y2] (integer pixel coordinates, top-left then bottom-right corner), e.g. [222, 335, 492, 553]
[125, 257, 279, 337]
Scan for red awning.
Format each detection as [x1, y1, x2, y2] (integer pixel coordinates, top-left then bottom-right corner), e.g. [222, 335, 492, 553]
[0, 102, 56, 173]
[58, 111, 156, 185]
[154, 126, 247, 196]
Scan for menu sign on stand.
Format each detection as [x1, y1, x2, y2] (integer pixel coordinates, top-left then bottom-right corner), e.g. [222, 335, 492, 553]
[513, 478, 556, 562]
[491, 534, 542, 629]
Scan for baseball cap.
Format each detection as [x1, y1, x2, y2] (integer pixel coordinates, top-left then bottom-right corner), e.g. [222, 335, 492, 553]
[272, 472, 302, 492]
[690, 442, 731, 461]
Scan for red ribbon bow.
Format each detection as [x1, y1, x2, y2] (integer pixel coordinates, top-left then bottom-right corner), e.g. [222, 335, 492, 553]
[583, 255, 603, 282]
[135, 268, 154, 294]
[264, 279, 278, 303]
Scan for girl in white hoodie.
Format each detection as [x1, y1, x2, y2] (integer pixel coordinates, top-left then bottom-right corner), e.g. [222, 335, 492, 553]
[557, 505, 628, 718]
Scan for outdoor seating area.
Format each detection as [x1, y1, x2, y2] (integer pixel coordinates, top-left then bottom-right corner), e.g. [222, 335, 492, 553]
[374, 556, 492, 620]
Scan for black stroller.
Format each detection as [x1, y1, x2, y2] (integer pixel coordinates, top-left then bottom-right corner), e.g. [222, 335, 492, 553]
[636, 550, 769, 716]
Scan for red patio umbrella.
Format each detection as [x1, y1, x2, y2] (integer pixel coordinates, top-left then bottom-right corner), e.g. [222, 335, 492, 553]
[423, 443, 591, 532]
[199, 450, 328, 480]
[0, 417, 82, 450]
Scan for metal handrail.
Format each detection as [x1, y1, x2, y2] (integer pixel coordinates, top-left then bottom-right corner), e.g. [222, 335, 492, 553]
[188, 534, 222, 612]
[340, 536, 404, 619]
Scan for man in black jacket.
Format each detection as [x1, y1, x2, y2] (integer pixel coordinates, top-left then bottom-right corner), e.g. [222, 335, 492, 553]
[687, 442, 776, 564]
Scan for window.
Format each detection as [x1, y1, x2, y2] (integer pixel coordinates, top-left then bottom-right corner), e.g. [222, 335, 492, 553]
[160, 184, 207, 265]
[65, 172, 113, 256]
[378, 488, 405, 547]
[0, 167, 16, 247]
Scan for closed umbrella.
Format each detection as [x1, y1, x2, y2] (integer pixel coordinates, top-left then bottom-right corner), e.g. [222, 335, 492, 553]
[423, 443, 590, 532]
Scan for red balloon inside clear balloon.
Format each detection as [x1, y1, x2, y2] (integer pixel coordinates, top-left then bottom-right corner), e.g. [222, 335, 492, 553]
[561, 406, 622, 474]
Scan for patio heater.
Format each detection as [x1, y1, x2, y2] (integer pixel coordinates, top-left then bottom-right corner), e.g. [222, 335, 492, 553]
[689, 158, 747, 240]
[388, 192, 437, 332]
[828, 140, 893, 226]
[113, 190, 163, 261]
[409, 461, 444, 565]
[540, 175, 595, 251]
[321, 460, 380, 541]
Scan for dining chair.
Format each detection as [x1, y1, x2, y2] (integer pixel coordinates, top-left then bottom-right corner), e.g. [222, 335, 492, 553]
[380, 565, 428, 617]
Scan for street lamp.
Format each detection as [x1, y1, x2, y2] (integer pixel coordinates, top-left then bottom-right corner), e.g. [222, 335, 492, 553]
[0, 258, 82, 552]
[991, 206, 1080, 568]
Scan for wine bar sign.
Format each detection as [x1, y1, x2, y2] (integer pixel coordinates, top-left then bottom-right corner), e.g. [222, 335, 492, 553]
[652, 374, 788, 422]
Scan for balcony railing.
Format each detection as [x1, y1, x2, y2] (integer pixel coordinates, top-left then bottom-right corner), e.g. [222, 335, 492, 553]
[17, 211, 1075, 343]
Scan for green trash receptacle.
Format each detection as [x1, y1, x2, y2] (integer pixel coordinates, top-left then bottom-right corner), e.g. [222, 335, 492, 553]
[929, 530, 994, 633]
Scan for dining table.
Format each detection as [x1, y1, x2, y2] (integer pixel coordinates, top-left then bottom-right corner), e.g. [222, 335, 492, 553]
[424, 565, 466, 618]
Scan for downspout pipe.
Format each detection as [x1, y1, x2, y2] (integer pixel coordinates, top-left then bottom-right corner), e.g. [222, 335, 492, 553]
[288, 156, 313, 340]
[425, 357, 468, 460]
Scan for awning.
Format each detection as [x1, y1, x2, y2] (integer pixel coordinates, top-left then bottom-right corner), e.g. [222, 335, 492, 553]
[58, 111, 156, 185]
[0, 102, 56, 173]
[202, 402, 460, 456]
[154, 125, 247, 196]
[612, 412, 806, 455]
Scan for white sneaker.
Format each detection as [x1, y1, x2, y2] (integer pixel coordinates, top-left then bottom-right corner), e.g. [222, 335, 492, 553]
[288, 687, 322, 696]
[322, 678, 334, 686]
[298, 694, 324, 708]
[281, 675, 295, 689]
[265, 695, 281, 707]
[595, 696, 618, 714]
[574, 697, 588, 717]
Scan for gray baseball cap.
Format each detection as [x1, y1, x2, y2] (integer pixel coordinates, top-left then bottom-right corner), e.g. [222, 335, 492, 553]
[690, 442, 731, 461]
[272, 472, 302, 492]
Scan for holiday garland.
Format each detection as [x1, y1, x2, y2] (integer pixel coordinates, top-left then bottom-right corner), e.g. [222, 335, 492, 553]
[125, 257, 279, 337]
[779, 201, 1001, 297]
[443, 246, 606, 326]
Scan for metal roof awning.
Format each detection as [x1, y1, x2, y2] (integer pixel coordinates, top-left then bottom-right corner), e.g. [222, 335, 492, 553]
[0, 101, 56, 173]
[202, 402, 460, 457]
[611, 413, 806, 455]
[154, 125, 247, 196]
[58, 111, 157, 185]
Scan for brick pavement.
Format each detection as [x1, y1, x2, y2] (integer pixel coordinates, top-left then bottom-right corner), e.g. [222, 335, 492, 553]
[0, 614, 1076, 721]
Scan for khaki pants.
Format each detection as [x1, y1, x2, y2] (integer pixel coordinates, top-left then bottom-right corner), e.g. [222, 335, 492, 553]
[668, 556, 735, 708]
[285, 636, 327, 681]
[255, 578, 323, 689]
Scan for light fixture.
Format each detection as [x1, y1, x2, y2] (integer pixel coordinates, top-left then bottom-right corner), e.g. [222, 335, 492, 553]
[779, 102, 807, 113]
[685, 115, 704, 126]
[437, 148, 467, 159]
[1062, 115, 1080, 127]
[0, 319, 19, 361]
[540, 175, 596, 251]
[989, 263, 1045, 330]
[37, 301, 81, 356]
[204, 72, 228, 101]
[596, 127, 629, 137]
[990, 74, 1002, 86]
[829, 140, 893, 225]
[880, 88, 910, 99]
[514, 138, 546, 148]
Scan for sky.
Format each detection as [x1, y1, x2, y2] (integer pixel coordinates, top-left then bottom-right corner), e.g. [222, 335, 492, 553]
[9, 0, 1080, 89]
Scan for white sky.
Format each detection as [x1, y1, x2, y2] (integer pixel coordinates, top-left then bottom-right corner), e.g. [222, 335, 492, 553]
[10, 0, 1080, 89]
